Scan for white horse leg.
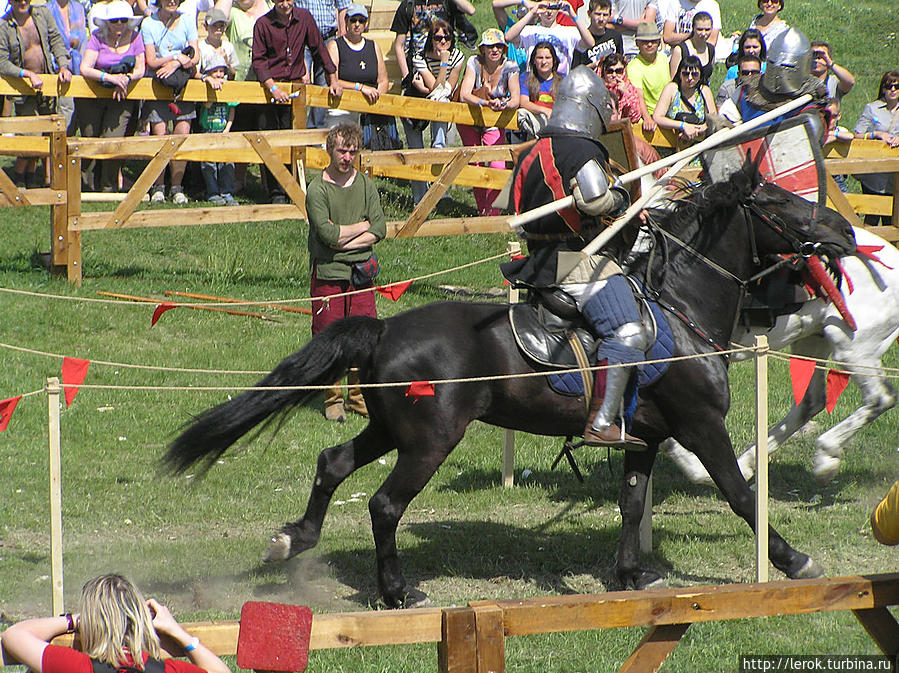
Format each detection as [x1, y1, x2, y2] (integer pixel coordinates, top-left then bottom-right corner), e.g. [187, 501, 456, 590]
[812, 371, 898, 483]
[737, 336, 830, 480]
[661, 438, 716, 485]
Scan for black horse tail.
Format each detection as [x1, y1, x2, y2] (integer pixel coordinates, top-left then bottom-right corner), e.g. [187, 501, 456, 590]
[163, 316, 386, 474]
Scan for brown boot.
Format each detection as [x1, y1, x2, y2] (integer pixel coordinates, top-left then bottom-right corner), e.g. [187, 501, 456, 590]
[323, 383, 346, 422]
[583, 402, 647, 451]
[345, 368, 369, 418]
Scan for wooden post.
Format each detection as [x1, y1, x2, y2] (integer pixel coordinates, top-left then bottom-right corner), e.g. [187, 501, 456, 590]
[66, 152, 83, 286]
[291, 84, 307, 197]
[438, 607, 477, 673]
[639, 475, 652, 554]
[47, 377, 64, 613]
[502, 241, 520, 488]
[892, 172, 899, 230]
[754, 335, 769, 583]
[49, 127, 67, 272]
[472, 604, 504, 673]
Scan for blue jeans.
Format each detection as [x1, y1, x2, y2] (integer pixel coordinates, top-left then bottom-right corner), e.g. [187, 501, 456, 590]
[304, 45, 330, 128]
[403, 119, 450, 204]
[201, 161, 235, 198]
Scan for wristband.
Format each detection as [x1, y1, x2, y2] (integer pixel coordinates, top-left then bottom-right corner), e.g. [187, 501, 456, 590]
[355, 82, 361, 90]
[184, 637, 200, 653]
[270, 84, 280, 92]
[62, 613, 76, 633]
[679, 121, 685, 131]
[478, 99, 484, 107]
[19, 68, 25, 78]
[100, 72, 106, 82]
[440, 62, 449, 67]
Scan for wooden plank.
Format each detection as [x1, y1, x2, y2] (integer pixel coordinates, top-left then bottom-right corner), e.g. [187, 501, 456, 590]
[244, 132, 307, 219]
[370, 163, 510, 190]
[618, 623, 690, 673]
[844, 193, 893, 216]
[0, 159, 30, 206]
[852, 607, 899, 657]
[361, 146, 515, 167]
[49, 130, 68, 269]
[67, 129, 329, 160]
[824, 157, 899, 173]
[0, 114, 64, 133]
[823, 175, 863, 229]
[396, 148, 476, 238]
[0, 135, 49, 156]
[308, 607, 444, 649]
[473, 574, 899, 635]
[102, 136, 185, 229]
[385, 215, 509, 238]
[824, 138, 899, 160]
[861, 225, 899, 242]
[0, 187, 65, 207]
[472, 604, 505, 673]
[72, 204, 306, 231]
[438, 607, 477, 673]
[66, 155, 83, 285]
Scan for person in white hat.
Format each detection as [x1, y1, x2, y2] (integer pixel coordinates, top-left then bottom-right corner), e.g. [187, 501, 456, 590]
[79, 0, 145, 192]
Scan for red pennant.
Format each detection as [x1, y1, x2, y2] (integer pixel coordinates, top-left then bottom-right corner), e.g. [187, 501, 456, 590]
[404, 381, 435, 401]
[151, 303, 178, 326]
[826, 369, 850, 413]
[62, 357, 90, 407]
[789, 356, 817, 405]
[0, 396, 22, 431]
[376, 281, 412, 302]
[510, 254, 525, 261]
[857, 245, 892, 269]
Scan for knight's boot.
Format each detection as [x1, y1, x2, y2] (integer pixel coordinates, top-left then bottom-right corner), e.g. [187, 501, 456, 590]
[323, 382, 346, 422]
[345, 368, 369, 418]
[583, 366, 647, 451]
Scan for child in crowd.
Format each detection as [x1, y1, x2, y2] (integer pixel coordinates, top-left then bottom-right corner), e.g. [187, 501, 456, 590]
[197, 54, 237, 205]
[573, 0, 622, 69]
[198, 8, 238, 82]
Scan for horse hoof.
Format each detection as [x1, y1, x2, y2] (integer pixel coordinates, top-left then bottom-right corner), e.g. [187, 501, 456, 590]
[262, 532, 292, 562]
[620, 569, 664, 590]
[402, 589, 432, 609]
[791, 557, 824, 580]
[812, 454, 840, 484]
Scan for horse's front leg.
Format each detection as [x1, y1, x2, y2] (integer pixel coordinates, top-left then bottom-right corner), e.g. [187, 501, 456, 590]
[615, 446, 663, 589]
[264, 422, 394, 562]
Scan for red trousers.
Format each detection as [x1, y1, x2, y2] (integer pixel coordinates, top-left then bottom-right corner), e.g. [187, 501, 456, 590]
[310, 265, 377, 335]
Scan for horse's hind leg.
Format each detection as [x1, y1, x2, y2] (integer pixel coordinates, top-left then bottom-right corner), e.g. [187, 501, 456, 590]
[368, 428, 466, 609]
[264, 421, 394, 562]
[813, 371, 897, 483]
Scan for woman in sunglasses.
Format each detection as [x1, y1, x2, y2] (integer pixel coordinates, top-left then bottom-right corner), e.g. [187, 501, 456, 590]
[667, 11, 714, 85]
[652, 54, 715, 147]
[853, 71, 899, 225]
[79, 0, 145, 191]
[403, 17, 465, 202]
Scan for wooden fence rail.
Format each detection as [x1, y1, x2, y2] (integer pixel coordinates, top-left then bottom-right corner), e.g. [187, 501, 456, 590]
[4, 573, 896, 673]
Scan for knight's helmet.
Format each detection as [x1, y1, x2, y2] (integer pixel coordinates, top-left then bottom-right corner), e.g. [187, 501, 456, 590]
[761, 27, 812, 96]
[541, 66, 613, 139]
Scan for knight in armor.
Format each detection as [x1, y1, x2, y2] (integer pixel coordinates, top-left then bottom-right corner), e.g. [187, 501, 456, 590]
[732, 27, 829, 135]
[501, 66, 648, 451]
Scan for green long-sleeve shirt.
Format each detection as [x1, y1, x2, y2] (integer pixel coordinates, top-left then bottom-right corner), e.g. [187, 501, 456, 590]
[306, 171, 386, 282]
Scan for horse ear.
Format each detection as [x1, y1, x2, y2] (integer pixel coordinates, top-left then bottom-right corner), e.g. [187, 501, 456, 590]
[742, 149, 763, 185]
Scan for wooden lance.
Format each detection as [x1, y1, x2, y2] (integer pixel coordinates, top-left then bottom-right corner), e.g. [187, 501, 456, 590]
[508, 92, 815, 256]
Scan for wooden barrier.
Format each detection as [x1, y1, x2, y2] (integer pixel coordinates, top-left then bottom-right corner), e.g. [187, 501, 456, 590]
[4, 574, 895, 673]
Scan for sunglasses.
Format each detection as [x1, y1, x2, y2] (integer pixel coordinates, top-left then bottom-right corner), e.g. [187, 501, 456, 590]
[681, 69, 700, 76]
[605, 67, 625, 74]
[432, 33, 450, 41]
[347, 15, 367, 23]
[885, 83, 899, 91]
[108, 17, 130, 23]
[739, 69, 760, 76]
[483, 43, 505, 49]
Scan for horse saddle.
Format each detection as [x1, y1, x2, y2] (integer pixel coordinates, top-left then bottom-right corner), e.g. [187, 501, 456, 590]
[508, 281, 675, 397]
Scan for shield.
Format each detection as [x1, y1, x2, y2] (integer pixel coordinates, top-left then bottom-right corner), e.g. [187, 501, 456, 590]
[701, 113, 826, 208]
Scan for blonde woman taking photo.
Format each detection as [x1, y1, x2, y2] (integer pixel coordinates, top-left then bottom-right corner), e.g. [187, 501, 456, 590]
[1, 574, 230, 673]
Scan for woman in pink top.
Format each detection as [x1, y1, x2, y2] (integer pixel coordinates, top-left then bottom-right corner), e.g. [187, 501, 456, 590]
[79, 0, 145, 191]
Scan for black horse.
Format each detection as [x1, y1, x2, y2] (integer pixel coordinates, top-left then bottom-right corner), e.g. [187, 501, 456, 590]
[165, 157, 856, 608]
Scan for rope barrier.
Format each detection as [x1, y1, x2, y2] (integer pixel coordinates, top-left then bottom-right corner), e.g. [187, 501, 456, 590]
[0, 252, 511, 308]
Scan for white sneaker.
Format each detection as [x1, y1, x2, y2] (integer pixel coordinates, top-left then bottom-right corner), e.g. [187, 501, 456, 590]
[172, 190, 188, 205]
[150, 188, 165, 203]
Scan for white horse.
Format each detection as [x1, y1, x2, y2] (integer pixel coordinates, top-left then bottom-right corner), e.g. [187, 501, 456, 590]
[664, 226, 899, 485]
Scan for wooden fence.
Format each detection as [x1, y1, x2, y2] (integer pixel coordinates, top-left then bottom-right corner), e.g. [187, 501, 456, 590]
[3, 573, 896, 673]
[0, 76, 897, 283]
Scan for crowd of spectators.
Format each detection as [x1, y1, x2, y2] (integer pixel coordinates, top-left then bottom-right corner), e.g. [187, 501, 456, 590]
[0, 0, 893, 210]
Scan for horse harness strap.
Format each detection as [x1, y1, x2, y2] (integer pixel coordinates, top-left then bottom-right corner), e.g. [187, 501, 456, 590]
[566, 332, 593, 413]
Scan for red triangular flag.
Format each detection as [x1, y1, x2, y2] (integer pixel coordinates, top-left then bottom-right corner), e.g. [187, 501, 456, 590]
[857, 244, 892, 269]
[377, 281, 412, 302]
[789, 356, 817, 405]
[62, 357, 90, 407]
[151, 303, 178, 326]
[826, 369, 850, 413]
[404, 381, 435, 401]
[0, 396, 22, 431]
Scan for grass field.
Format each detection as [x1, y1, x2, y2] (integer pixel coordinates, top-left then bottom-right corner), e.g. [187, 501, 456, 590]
[2, 1, 899, 671]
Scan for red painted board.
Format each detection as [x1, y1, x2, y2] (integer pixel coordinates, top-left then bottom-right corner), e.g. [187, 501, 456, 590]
[237, 601, 313, 672]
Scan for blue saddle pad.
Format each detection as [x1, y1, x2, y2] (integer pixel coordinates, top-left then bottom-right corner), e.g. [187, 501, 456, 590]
[547, 299, 674, 397]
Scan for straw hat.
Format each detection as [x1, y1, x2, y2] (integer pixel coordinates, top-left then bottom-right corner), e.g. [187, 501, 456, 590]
[634, 21, 661, 41]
